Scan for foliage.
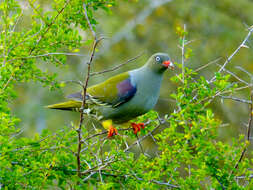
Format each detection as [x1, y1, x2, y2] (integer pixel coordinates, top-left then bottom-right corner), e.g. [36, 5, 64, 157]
[1, 0, 253, 189]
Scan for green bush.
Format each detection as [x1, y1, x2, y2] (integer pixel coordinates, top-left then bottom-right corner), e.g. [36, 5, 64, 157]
[1, 0, 253, 189]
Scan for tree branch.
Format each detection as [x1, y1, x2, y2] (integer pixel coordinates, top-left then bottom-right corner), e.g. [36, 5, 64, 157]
[233, 90, 253, 171]
[219, 95, 251, 104]
[194, 57, 222, 73]
[216, 64, 249, 85]
[90, 52, 144, 76]
[210, 26, 253, 83]
[181, 24, 186, 83]
[83, 3, 96, 40]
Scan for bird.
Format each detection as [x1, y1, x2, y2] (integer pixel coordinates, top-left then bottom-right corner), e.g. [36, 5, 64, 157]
[46, 53, 174, 137]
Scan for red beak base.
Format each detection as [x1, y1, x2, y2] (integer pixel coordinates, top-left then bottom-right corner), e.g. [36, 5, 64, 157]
[162, 60, 174, 69]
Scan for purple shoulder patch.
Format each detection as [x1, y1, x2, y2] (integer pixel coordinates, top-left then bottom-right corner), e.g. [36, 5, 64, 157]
[117, 78, 137, 102]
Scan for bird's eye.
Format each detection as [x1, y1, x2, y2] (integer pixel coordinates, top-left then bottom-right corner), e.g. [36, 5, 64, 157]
[155, 56, 161, 62]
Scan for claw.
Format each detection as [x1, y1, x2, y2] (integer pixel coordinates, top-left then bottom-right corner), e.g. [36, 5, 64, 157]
[107, 126, 118, 138]
[131, 122, 145, 134]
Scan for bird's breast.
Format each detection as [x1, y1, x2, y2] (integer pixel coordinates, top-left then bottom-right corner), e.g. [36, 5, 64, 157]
[100, 69, 163, 123]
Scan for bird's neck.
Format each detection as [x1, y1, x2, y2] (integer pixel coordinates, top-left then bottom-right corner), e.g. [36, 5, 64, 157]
[131, 65, 164, 91]
[140, 64, 165, 77]
[129, 65, 164, 110]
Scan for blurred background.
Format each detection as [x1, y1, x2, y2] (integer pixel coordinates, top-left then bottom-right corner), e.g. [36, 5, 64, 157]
[12, 0, 253, 147]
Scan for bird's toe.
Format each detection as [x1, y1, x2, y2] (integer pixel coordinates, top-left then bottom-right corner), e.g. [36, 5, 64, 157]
[107, 126, 118, 138]
[131, 122, 145, 134]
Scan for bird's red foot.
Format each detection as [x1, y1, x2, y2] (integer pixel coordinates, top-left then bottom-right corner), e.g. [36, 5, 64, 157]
[107, 126, 118, 138]
[131, 122, 145, 134]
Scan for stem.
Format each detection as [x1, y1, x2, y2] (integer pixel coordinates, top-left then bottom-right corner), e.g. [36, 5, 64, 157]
[76, 3, 103, 178]
[210, 26, 253, 83]
[233, 91, 253, 170]
[181, 24, 186, 83]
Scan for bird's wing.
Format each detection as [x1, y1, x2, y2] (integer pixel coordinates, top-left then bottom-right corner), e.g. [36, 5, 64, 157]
[67, 72, 137, 108]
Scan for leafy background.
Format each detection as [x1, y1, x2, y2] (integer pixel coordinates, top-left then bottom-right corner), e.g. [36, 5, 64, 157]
[1, 0, 253, 189]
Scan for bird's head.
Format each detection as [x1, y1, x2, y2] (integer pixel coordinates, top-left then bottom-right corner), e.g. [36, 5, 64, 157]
[146, 53, 174, 74]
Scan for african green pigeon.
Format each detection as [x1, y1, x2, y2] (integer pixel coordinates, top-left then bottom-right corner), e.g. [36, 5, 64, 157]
[47, 53, 174, 137]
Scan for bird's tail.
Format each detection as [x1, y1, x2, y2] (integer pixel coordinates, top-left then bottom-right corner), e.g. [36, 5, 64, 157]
[46, 100, 82, 111]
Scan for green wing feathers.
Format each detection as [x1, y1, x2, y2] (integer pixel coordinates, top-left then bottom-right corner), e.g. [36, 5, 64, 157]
[87, 72, 134, 107]
[46, 72, 135, 110]
[46, 100, 82, 111]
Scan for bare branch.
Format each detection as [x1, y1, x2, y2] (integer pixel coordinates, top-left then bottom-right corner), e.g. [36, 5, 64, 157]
[198, 84, 253, 105]
[233, 90, 253, 171]
[216, 64, 249, 85]
[2, 4, 8, 67]
[214, 176, 226, 190]
[64, 80, 84, 87]
[181, 24, 186, 83]
[83, 3, 96, 40]
[82, 172, 96, 182]
[82, 165, 180, 188]
[8, 52, 88, 62]
[194, 57, 222, 72]
[210, 27, 253, 83]
[219, 95, 251, 104]
[235, 66, 253, 78]
[219, 27, 253, 73]
[130, 172, 179, 188]
[76, 3, 105, 178]
[90, 52, 144, 76]
[124, 121, 166, 153]
[235, 174, 253, 179]
[135, 133, 145, 155]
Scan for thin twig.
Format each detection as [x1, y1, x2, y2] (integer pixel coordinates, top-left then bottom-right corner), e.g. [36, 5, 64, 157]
[84, 127, 131, 141]
[76, 39, 100, 177]
[28, 0, 49, 25]
[235, 66, 253, 78]
[80, 159, 118, 176]
[219, 95, 251, 104]
[198, 84, 253, 105]
[82, 172, 96, 182]
[76, 3, 103, 178]
[6, 27, 43, 56]
[210, 26, 253, 83]
[82, 166, 180, 188]
[219, 27, 253, 73]
[181, 24, 186, 83]
[215, 176, 226, 190]
[233, 91, 253, 170]
[8, 52, 88, 62]
[10, 6, 24, 34]
[90, 52, 144, 76]
[130, 172, 179, 188]
[135, 134, 145, 155]
[216, 64, 249, 85]
[124, 122, 165, 152]
[235, 174, 253, 179]
[83, 3, 96, 40]
[194, 57, 222, 72]
[2, 0, 8, 67]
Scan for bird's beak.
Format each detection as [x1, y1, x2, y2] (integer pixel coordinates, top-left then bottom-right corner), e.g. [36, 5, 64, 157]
[163, 60, 174, 70]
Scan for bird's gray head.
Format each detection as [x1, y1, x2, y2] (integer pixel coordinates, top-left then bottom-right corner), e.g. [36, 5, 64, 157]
[145, 53, 174, 74]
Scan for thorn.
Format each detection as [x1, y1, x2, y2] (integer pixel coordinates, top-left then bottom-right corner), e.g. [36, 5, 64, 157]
[241, 44, 249, 48]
